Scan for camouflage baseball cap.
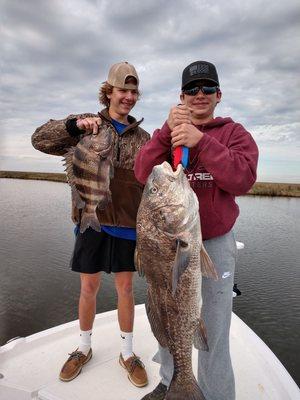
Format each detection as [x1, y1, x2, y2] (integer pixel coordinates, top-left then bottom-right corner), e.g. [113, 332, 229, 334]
[107, 62, 139, 89]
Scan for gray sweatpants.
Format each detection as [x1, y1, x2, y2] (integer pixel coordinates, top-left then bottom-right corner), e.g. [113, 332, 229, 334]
[154, 230, 237, 400]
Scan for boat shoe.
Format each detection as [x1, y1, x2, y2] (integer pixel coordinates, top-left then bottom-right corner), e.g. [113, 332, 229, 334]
[59, 348, 92, 382]
[141, 382, 168, 399]
[119, 353, 148, 387]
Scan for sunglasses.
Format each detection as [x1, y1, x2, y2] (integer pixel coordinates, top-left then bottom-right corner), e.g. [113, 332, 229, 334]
[182, 86, 219, 96]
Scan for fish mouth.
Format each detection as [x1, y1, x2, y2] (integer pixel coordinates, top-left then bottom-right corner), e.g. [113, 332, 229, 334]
[161, 161, 183, 176]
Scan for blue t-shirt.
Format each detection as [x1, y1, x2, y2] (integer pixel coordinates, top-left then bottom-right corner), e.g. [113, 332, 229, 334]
[101, 118, 136, 241]
[110, 119, 127, 133]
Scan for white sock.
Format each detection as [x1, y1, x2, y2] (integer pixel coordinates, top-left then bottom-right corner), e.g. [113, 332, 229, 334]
[78, 329, 92, 355]
[120, 331, 134, 360]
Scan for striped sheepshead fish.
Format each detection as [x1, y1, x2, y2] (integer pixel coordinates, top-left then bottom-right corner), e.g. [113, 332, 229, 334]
[64, 123, 114, 233]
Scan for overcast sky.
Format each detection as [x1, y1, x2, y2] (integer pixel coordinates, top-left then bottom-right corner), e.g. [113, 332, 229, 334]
[1, 0, 300, 182]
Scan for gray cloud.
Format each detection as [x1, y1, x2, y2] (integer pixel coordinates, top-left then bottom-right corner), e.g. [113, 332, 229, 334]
[1, 0, 300, 181]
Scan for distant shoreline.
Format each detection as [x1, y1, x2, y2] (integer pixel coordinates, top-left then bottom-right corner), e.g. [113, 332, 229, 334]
[1, 170, 299, 197]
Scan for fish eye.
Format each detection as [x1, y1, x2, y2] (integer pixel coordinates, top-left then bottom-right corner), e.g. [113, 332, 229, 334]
[150, 186, 158, 194]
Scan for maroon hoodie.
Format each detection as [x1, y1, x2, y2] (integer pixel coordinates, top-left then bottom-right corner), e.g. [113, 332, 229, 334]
[134, 117, 259, 240]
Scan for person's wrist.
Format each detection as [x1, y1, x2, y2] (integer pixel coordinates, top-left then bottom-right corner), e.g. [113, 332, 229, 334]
[167, 120, 174, 130]
[76, 119, 85, 130]
[66, 118, 83, 137]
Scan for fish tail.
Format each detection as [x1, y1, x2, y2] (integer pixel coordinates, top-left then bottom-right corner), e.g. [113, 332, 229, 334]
[165, 375, 206, 400]
[79, 210, 101, 233]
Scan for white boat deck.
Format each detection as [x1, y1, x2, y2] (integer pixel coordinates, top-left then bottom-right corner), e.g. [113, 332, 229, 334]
[0, 305, 299, 400]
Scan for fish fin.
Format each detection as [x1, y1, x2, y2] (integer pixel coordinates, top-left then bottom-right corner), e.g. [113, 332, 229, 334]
[134, 247, 144, 277]
[200, 244, 218, 280]
[166, 375, 205, 400]
[145, 294, 169, 348]
[97, 193, 112, 210]
[193, 318, 209, 351]
[172, 239, 191, 296]
[71, 204, 81, 225]
[79, 211, 101, 233]
[71, 185, 85, 209]
[63, 147, 76, 186]
[63, 148, 86, 210]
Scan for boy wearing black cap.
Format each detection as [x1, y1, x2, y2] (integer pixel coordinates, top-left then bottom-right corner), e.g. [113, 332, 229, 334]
[32, 62, 149, 388]
[135, 61, 258, 400]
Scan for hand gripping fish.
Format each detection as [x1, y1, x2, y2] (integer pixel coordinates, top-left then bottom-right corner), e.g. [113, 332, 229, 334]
[63, 123, 114, 233]
[135, 161, 218, 400]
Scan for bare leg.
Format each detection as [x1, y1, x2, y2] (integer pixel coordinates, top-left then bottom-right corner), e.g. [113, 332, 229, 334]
[115, 272, 148, 386]
[114, 271, 134, 332]
[59, 273, 100, 379]
[79, 272, 101, 331]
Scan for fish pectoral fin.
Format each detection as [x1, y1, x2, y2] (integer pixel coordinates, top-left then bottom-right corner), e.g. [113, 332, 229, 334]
[172, 239, 191, 296]
[145, 297, 168, 348]
[134, 248, 144, 277]
[194, 318, 209, 351]
[200, 244, 218, 280]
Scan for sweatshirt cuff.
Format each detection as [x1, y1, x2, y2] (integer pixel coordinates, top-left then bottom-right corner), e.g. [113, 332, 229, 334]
[161, 121, 172, 135]
[65, 118, 83, 137]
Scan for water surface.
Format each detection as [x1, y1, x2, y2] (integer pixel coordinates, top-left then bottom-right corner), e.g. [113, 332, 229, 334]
[0, 179, 299, 385]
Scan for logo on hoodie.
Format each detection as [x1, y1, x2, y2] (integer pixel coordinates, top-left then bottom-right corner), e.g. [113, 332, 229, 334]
[187, 172, 213, 181]
[186, 165, 214, 189]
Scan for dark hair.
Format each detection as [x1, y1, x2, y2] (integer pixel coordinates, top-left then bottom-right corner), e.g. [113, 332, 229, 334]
[98, 77, 141, 107]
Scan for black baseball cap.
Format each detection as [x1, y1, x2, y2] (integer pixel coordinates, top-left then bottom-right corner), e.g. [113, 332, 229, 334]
[181, 61, 219, 89]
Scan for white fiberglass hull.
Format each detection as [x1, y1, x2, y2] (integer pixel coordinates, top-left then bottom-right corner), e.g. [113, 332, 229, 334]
[0, 305, 299, 400]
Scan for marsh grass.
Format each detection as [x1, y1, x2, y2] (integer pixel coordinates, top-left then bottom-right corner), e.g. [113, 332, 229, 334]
[0, 170, 67, 183]
[1, 170, 299, 197]
[248, 182, 300, 197]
